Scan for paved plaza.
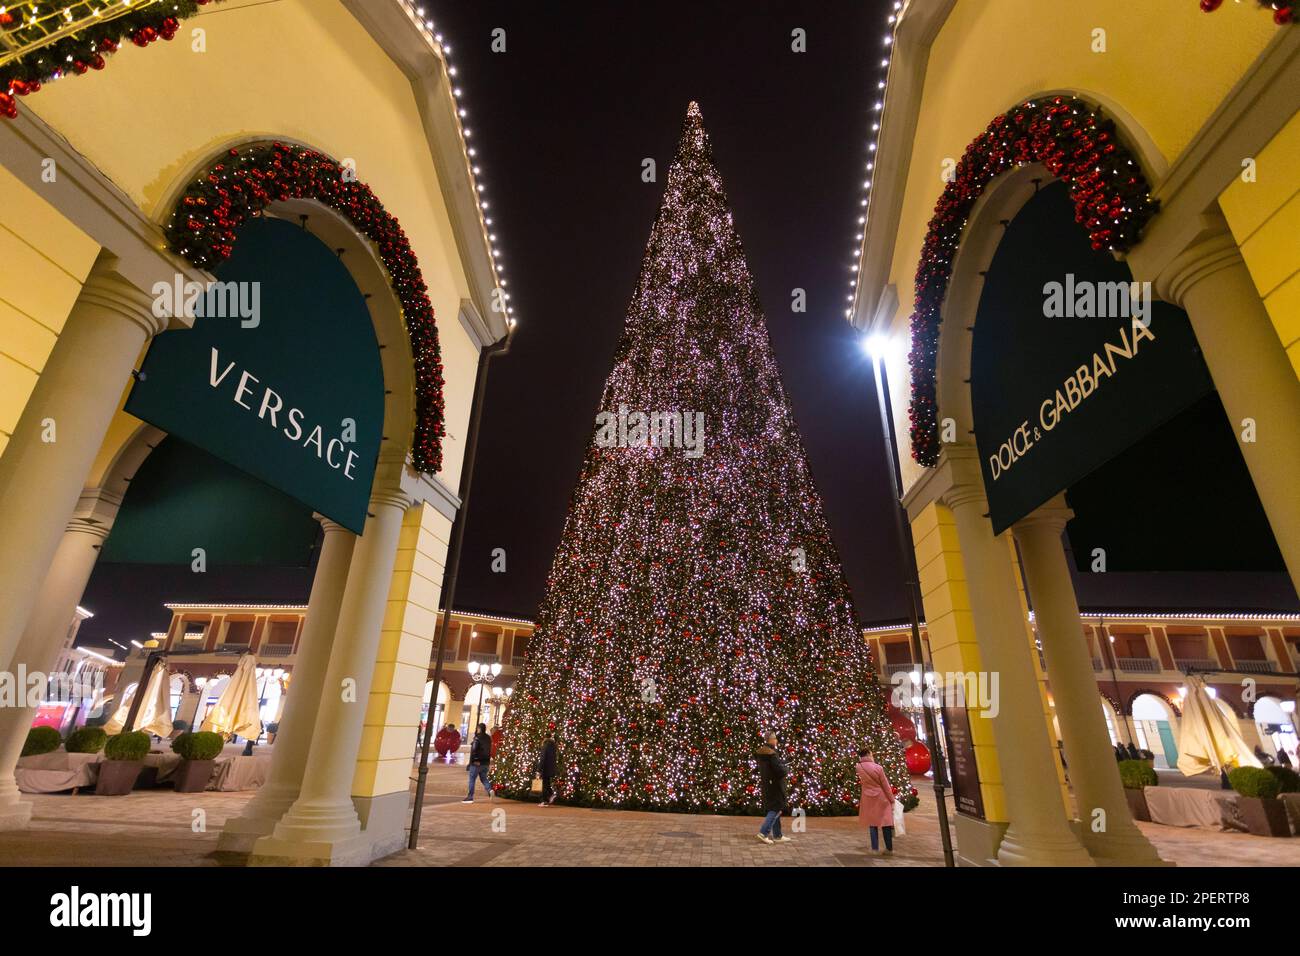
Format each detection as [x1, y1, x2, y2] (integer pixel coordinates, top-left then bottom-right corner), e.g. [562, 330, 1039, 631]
[0, 762, 1296, 867]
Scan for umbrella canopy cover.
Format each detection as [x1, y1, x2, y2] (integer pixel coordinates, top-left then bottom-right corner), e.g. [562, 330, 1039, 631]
[201, 655, 262, 741]
[103, 664, 173, 737]
[1176, 676, 1262, 776]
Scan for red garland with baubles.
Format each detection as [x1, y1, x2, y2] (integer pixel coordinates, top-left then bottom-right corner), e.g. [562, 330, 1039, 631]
[907, 97, 1158, 467]
[164, 142, 447, 475]
[1199, 0, 1294, 25]
[1, 1, 225, 120]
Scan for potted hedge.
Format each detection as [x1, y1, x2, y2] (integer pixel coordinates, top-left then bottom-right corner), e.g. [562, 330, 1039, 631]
[64, 727, 107, 754]
[1118, 758, 1157, 822]
[21, 726, 61, 758]
[1228, 766, 1290, 837]
[170, 731, 222, 793]
[95, 731, 150, 795]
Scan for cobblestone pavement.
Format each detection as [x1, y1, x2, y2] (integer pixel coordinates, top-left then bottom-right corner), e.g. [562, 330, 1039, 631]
[0, 761, 1296, 867]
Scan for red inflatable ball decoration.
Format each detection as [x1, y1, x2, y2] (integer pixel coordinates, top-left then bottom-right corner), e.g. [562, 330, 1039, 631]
[905, 741, 932, 776]
[891, 712, 917, 742]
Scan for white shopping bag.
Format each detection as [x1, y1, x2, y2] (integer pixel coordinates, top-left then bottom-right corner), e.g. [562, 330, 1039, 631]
[893, 798, 906, 835]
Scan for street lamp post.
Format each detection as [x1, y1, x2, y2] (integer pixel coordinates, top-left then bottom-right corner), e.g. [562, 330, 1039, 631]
[865, 334, 956, 868]
[468, 659, 503, 732]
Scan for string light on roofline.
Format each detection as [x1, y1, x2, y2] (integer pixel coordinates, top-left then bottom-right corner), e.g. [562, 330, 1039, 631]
[846, 3, 905, 320]
[398, 0, 518, 329]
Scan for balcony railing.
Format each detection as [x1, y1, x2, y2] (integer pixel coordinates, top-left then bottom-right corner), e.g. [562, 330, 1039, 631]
[884, 661, 918, 677]
[1091, 657, 1103, 671]
[468, 652, 501, 667]
[1234, 659, 1276, 674]
[260, 643, 295, 657]
[1114, 657, 1159, 674]
[1173, 657, 1220, 672]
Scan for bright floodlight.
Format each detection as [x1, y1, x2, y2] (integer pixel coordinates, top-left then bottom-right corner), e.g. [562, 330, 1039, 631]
[865, 333, 892, 359]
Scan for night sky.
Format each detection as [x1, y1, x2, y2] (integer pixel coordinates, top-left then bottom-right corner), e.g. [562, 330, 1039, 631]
[76, 1, 1297, 652]
[441, 1, 909, 622]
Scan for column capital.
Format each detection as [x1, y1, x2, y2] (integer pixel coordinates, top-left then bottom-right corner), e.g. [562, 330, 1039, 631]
[940, 480, 987, 515]
[313, 513, 354, 537]
[368, 489, 413, 513]
[78, 257, 167, 339]
[1151, 229, 1243, 308]
[1013, 504, 1075, 539]
[66, 515, 113, 542]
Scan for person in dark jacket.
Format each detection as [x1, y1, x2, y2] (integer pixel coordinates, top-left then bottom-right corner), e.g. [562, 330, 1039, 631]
[537, 736, 558, 806]
[462, 723, 493, 803]
[755, 732, 791, 844]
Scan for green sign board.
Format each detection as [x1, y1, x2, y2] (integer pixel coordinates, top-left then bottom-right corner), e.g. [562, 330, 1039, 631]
[126, 216, 384, 534]
[971, 185, 1214, 535]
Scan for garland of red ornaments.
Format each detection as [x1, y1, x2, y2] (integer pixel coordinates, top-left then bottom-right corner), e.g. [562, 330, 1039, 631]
[164, 142, 447, 475]
[1200, 0, 1295, 25]
[907, 96, 1158, 467]
[1, 1, 225, 120]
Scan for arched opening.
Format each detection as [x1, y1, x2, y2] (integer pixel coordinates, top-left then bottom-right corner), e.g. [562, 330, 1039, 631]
[78, 207, 400, 751]
[1131, 693, 1179, 769]
[968, 180, 1284, 587]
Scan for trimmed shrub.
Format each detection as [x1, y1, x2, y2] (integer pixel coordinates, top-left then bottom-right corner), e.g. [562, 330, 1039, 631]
[21, 726, 61, 757]
[171, 731, 223, 761]
[104, 731, 151, 762]
[1228, 766, 1282, 800]
[1118, 759, 1157, 790]
[64, 727, 108, 754]
[1261, 764, 1299, 794]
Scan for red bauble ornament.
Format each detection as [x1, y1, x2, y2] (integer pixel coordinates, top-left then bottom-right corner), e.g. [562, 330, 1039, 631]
[905, 741, 932, 775]
[891, 712, 917, 742]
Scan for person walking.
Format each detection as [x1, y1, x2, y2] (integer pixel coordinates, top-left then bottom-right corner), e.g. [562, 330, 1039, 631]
[755, 732, 791, 844]
[462, 722, 493, 803]
[856, 748, 895, 856]
[537, 735, 558, 806]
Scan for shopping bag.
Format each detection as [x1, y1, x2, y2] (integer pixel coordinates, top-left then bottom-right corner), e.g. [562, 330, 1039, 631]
[893, 798, 906, 835]
[530, 776, 544, 794]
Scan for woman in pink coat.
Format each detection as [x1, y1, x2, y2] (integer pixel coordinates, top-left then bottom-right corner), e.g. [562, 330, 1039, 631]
[856, 748, 896, 855]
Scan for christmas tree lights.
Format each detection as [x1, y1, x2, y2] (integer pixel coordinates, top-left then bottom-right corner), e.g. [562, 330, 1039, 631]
[491, 103, 911, 815]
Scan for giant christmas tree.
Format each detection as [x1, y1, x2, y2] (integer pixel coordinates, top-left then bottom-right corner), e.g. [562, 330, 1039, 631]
[493, 103, 910, 814]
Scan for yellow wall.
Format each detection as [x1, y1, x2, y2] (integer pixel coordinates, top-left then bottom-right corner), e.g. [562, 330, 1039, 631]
[353, 501, 452, 800]
[1219, 111, 1300, 381]
[15, 0, 479, 492]
[0, 168, 100, 456]
[890, 0, 1276, 489]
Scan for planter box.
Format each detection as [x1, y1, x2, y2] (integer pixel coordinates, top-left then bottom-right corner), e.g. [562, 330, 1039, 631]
[95, 760, 143, 796]
[1238, 796, 1291, 837]
[1124, 787, 1151, 822]
[172, 759, 216, 793]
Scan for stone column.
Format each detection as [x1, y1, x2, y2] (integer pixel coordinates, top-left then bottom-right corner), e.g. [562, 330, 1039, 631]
[251, 490, 410, 865]
[0, 508, 113, 829]
[943, 483, 1093, 867]
[216, 517, 356, 854]
[1014, 503, 1166, 866]
[1156, 231, 1300, 591]
[0, 258, 161, 674]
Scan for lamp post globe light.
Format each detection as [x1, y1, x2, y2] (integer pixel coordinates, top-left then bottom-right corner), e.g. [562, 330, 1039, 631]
[468, 659, 503, 731]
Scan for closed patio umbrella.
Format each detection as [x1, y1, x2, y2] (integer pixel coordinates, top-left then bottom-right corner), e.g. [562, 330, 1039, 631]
[103, 664, 173, 737]
[200, 655, 262, 741]
[1176, 675, 1262, 776]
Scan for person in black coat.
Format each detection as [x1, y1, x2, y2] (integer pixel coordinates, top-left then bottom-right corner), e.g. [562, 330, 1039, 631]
[755, 732, 791, 844]
[537, 736, 558, 806]
[462, 723, 493, 803]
